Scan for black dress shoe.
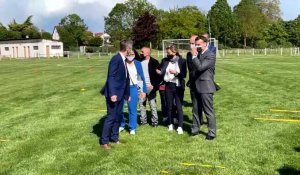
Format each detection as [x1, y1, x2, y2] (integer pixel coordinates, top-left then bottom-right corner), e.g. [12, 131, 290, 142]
[205, 135, 215, 140]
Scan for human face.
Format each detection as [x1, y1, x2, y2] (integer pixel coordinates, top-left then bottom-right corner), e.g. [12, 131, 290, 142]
[166, 49, 176, 59]
[141, 48, 150, 59]
[126, 47, 133, 57]
[195, 39, 207, 51]
[189, 36, 197, 49]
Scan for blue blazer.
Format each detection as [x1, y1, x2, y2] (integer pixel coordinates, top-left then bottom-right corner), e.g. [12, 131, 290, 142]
[133, 60, 147, 93]
[100, 53, 130, 101]
[208, 43, 216, 55]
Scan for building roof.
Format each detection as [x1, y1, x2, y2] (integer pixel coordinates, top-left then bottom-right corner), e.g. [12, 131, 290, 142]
[0, 39, 59, 44]
[95, 32, 111, 38]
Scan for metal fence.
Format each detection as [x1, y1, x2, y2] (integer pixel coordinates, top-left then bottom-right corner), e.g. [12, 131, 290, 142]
[218, 47, 300, 57]
[1, 48, 299, 60]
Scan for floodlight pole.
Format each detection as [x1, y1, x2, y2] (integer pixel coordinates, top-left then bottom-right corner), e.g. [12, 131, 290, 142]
[208, 15, 211, 40]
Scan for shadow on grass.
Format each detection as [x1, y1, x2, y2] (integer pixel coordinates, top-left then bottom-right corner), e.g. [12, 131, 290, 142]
[91, 112, 129, 143]
[294, 147, 300, 152]
[92, 103, 209, 137]
[91, 115, 106, 141]
[277, 165, 300, 175]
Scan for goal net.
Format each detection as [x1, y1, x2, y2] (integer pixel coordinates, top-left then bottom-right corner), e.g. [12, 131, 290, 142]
[162, 38, 218, 58]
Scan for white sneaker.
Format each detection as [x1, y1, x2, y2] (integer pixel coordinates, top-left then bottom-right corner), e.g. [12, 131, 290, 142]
[177, 127, 183, 135]
[119, 127, 124, 133]
[168, 124, 174, 131]
[130, 130, 136, 135]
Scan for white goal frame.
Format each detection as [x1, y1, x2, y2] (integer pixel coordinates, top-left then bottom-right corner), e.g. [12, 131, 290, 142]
[162, 38, 218, 58]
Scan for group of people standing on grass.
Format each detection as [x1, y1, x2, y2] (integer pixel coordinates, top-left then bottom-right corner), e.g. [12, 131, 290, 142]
[100, 33, 219, 150]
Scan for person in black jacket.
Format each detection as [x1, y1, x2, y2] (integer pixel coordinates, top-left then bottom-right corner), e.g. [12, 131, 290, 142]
[159, 45, 186, 134]
[157, 47, 186, 124]
[139, 47, 160, 127]
[157, 49, 169, 123]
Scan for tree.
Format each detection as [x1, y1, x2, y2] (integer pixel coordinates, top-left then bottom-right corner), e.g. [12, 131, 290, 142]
[88, 37, 103, 47]
[132, 11, 159, 48]
[81, 31, 94, 46]
[59, 14, 88, 47]
[41, 31, 52, 40]
[105, 0, 156, 46]
[56, 27, 77, 50]
[0, 23, 9, 40]
[158, 6, 206, 40]
[255, 0, 281, 22]
[262, 22, 290, 47]
[284, 15, 300, 47]
[207, 0, 239, 47]
[234, 0, 267, 47]
[23, 26, 41, 39]
[8, 16, 41, 39]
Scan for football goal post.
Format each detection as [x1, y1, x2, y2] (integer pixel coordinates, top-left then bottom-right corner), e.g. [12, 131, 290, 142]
[162, 38, 218, 58]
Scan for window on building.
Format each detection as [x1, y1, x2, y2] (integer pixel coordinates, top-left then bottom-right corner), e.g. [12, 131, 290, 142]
[51, 45, 61, 49]
[5, 47, 9, 51]
[33, 46, 39, 50]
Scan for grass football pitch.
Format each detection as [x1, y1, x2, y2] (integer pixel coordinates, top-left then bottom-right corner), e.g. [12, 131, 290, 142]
[0, 55, 299, 175]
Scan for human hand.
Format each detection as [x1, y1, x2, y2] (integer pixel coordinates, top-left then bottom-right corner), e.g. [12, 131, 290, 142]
[110, 95, 117, 102]
[169, 69, 177, 74]
[148, 85, 153, 91]
[191, 47, 198, 57]
[140, 92, 146, 99]
[156, 69, 161, 75]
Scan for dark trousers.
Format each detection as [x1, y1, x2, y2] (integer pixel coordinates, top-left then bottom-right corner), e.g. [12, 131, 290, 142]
[196, 92, 216, 137]
[101, 98, 124, 144]
[159, 90, 167, 118]
[165, 83, 183, 127]
[190, 87, 204, 134]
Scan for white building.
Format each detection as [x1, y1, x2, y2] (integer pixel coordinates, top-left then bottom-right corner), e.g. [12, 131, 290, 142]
[0, 39, 63, 58]
[94, 32, 111, 45]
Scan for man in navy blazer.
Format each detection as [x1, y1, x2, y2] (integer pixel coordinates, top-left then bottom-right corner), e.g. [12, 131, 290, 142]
[100, 40, 131, 149]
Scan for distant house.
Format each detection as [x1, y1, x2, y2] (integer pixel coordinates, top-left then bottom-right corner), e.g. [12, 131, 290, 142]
[52, 26, 60, 41]
[94, 32, 111, 45]
[0, 39, 64, 58]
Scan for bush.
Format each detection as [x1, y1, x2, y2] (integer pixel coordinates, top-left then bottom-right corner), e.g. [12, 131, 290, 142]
[256, 40, 268, 49]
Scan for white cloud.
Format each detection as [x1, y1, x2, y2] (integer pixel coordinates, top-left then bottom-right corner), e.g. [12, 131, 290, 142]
[77, 0, 99, 4]
[43, 0, 70, 13]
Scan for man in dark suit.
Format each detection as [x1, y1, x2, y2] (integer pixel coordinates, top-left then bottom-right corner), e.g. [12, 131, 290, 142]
[187, 35, 204, 135]
[191, 36, 217, 140]
[100, 40, 131, 149]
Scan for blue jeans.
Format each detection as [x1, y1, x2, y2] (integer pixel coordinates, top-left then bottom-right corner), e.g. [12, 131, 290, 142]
[120, 85, 139, 131]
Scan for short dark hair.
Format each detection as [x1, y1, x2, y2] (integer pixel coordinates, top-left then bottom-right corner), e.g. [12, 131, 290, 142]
[169, 44, 178, 54]
[201, 33, 210, 39]
[120, 40, 133, 52]
[195, 35, 208, 43]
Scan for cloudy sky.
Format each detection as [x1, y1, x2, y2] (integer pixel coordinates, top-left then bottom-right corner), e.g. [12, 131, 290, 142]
[0, 0, 299, 33]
